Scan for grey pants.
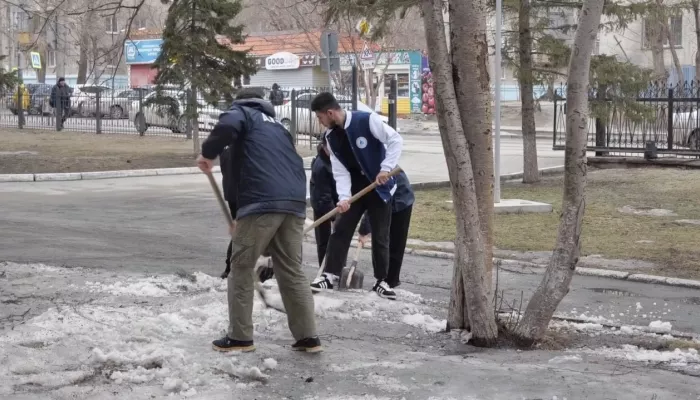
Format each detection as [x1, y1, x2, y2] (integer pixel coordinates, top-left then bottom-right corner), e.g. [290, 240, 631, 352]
[227, 213, 317, 341]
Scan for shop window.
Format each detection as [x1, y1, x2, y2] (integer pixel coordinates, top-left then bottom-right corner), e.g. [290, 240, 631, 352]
[383, 73, 409, 97]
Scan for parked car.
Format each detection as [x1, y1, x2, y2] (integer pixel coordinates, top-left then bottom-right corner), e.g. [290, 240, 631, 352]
[82, 87, 153, 119]
[275, 93, 391, 137]
[132, 90, 222, 135]
[71, 84, 112, 117]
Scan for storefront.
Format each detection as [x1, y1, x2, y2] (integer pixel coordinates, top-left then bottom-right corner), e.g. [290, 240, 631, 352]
[124, 38, 162, 87]
[340, 49, 423, 116]
[245, 52, 328, 88]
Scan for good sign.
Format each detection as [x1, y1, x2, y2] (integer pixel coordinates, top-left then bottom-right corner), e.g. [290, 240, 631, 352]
[265, 52, 300, 70]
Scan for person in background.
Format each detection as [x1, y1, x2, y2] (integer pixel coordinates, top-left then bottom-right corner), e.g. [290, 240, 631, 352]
[309, 92, 403, 300]
[197, 89, 320, 353]
[357, 171, 415, 289]
[50, 77, 71, 130]
[309, 134, 338, 266]
[269, 83, 284, 106]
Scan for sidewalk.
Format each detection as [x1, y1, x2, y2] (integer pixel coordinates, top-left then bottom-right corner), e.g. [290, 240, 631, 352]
[2, 261, 699, 399]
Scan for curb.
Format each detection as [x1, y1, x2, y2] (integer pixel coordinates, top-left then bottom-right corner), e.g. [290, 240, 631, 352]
[300, 229, 700, 290]
[0, 166, 222, 183]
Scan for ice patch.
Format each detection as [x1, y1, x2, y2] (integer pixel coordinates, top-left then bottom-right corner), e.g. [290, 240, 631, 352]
[548, 355, 582, 364]
[591, 345, 700, 367]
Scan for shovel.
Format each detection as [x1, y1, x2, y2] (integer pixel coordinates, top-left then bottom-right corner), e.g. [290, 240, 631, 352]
[303, 166, 403, 234]
[339, 240, 364, 290]
[203, 169, 284, 313]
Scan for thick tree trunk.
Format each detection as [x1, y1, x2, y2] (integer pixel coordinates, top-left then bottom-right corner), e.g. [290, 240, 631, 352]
[656, 0, 682, 83]
[693, 1, 700, 76]
[422, 0, 498, 346]
[76, 14, 91, 85]
[518, 0, 539, 183]
[513, 0, 604, 346]
[448, 0, 494, 298]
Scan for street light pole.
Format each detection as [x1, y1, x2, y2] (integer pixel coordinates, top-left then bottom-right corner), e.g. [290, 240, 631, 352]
[494, 0, 502, 203]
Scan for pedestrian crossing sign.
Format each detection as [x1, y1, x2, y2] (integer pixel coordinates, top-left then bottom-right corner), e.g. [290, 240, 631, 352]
[30, 52, 41, 69]
[360, 42, 374, 60]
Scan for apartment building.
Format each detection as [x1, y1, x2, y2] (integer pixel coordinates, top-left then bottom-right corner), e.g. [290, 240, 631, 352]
[0, 0, 166, 86]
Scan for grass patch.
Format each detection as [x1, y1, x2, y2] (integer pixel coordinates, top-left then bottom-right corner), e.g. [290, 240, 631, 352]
[0, 129, 313, 174]
[411, 168, 700, 279]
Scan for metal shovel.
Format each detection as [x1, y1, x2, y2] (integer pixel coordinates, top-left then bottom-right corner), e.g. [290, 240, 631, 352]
[339, 240, 364, 290]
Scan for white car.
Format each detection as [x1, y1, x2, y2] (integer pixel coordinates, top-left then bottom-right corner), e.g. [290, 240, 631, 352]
[132, 90, 221, 135]
[274, 93, 391, 138]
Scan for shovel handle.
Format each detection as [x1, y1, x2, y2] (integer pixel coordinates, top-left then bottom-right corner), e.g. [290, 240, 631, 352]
[204, 170, 234, 229]
[303, 166, 403, 234]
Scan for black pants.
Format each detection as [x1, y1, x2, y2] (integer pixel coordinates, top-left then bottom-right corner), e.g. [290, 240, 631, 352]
[386, 205, 412, 287]
[313, 210, 332, 267]
[324, 191, 392, 281]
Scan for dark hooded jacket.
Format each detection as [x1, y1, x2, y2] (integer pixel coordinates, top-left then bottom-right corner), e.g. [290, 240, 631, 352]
[201, 98, 306, 219]
[309, 143, 338, 217]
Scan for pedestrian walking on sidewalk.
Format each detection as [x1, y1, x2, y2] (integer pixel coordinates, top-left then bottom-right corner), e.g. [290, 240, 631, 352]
[197, 89, 321, 353]
[308, 92, 403, 300]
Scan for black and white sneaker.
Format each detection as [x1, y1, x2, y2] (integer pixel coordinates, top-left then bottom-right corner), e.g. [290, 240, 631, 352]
[310, 274, 334, 293]
[372, 280, 397, 300]
[212, 336, 255, 352]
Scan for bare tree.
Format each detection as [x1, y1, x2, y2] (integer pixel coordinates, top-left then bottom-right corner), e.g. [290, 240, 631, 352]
[518, 0, 539, 183]
[692, 0, 700, 75]
[513, 0, 605, 346]
[655, 0, 683, 83]
[423, 0, 498, 346]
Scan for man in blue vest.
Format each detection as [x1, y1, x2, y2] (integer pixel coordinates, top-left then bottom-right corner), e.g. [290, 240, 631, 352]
[309, 92, 403, 300]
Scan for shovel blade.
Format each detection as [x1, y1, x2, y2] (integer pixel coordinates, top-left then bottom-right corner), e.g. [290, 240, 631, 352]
[339, 266, 364, 290]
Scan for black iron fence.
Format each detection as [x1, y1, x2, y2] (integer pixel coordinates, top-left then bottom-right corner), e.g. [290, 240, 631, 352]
[0, 84, 361, 151]
[552, 81, 700, 156]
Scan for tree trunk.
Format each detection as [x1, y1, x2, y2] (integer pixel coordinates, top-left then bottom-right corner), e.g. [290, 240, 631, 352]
[649, 13, 667, 79]
[191, 85, 200, 154]
[422, 0, 498, 346]
[76, 14, 91, 85]
[518, 0, 539, 183]
[448, 0, 495, 297]
[656, 0, 683, 84]
[693, 0, 700, 76]
[513, 0, 604, 347]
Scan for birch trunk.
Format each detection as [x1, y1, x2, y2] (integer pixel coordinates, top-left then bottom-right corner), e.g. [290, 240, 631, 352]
[422, 0, 498, 346]
[518, 0, 539, 183]
[448, 0, 495, 299]
[513, 0, 604, 346]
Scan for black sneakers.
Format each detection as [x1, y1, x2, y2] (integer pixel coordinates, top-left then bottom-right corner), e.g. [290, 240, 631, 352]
[310, 274, 334, 293]
[212, 336, 256, 352]
[373, 280, 397, 300]
[292, 336, 323, 353]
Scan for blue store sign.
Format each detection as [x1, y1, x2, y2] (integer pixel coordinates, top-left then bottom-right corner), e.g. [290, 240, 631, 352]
[125, 39, 163, 65]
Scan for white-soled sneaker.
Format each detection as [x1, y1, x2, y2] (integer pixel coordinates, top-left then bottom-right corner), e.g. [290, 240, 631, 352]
[311, 274, 334, 293]
[372, 280, 397, 300]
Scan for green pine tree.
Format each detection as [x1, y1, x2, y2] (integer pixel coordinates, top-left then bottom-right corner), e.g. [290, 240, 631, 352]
[0, 56, 19, 94]
[150, 0, 256, 148]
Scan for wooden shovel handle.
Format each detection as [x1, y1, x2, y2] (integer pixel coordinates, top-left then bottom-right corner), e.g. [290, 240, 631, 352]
[303, 166, 403, 234]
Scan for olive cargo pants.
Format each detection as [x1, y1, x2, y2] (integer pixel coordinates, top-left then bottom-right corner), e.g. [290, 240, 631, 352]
[227, 213, 317, 341]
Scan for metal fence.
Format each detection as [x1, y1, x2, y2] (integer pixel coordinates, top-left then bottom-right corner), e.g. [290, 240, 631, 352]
[0, 84, 360, 151]
[552, 81, 700, 156]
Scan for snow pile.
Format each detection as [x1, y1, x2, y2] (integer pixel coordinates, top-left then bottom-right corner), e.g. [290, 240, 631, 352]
[262, 358, 278, 370]
[83, 271, 225, 297]
[548, 355, 582, 364]
[648, 320, 673, 333]
[402, 314, 446, 333]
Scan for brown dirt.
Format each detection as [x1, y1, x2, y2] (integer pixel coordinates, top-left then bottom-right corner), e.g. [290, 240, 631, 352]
[0, 128, 314, 174]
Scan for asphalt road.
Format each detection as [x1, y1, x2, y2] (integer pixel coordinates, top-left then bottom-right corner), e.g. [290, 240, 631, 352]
[2, 174, 699, 335]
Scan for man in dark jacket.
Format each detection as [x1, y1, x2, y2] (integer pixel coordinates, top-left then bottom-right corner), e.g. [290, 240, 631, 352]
[219, 146, 275, 282]
[309, 92, 403, 300]
[358, 171, 415, 289]
[309, 135, 338, 266]
[50, 77, 71, 130]
[269, 83, 284, 106]
[197, 89, 321, 353]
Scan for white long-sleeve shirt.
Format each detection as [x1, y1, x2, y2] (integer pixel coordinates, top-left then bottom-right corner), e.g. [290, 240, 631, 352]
[326, 111, 403, 202]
